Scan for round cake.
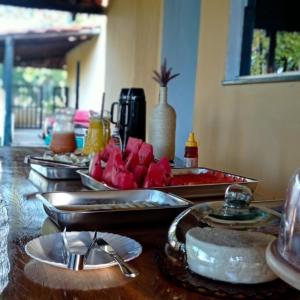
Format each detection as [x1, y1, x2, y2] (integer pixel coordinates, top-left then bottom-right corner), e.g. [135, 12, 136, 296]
[186, 227, 277, 284]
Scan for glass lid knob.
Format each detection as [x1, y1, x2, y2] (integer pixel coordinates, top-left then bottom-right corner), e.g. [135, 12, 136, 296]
[224, 184, 252, 209]
[209, 184, 262, 221]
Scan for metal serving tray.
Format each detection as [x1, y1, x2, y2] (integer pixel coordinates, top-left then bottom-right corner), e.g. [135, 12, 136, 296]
[25, 155, 88, 180]
[30, 164, 87, 180]
[28, 170, 85, 194]
[77, 168, 258, 199]
[37, 190, 192, 230]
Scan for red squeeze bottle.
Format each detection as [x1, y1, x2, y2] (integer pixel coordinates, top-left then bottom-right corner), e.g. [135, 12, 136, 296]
[184, 132, 198, 168]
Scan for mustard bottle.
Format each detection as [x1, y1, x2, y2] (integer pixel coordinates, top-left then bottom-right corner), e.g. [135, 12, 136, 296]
[184, 132, 198, 168]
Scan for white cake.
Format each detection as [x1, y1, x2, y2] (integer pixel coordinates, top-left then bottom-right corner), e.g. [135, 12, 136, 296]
[186, 227, 277, 284]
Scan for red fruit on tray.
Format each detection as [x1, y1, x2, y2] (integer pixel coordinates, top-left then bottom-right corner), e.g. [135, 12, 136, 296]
[125, 137, 143, 157]
[125, 152, 139, 172]
[143, 162, 168, 188]
[158, 156, 171, 173]
[100, 139, 119, 162]
[112, 168, 137, 189]
[138, 142, 154, 166]
[133, 164, 148, 187]
[98, 138, 173, 189]
[157, 156, 172, 185]
[102, 147, 123, 185]
[89, 153, 103, 181]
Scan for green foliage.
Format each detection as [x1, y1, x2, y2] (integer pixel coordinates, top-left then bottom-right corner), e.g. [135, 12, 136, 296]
[13, 67, 67, 87]
[251, 29, 300, 75]
[0, 64, 68, 113]
[276, 32, 300, 71]
[251, 30, 270, 75]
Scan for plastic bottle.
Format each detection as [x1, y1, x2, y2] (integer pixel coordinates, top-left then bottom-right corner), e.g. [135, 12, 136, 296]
[184, 132, 198, 168]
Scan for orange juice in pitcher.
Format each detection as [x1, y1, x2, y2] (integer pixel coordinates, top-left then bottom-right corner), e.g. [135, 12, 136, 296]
[82, 115, 110, 155]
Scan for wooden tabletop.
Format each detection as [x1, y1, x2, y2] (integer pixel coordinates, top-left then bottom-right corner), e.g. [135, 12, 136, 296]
[0, 147, 297, 300]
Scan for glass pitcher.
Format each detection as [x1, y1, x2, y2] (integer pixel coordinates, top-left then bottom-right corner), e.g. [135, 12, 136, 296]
[82, 113, 110, 156]
[50, 108, 76, 154]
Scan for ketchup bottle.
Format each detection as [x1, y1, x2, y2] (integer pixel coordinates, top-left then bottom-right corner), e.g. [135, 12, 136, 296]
[184, 132, 198, 168]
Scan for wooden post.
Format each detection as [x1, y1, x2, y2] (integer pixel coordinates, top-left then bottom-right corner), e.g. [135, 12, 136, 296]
[267, 30, 276, 73]
[3, 36, 14, 146]
[75, 61, 80, 109]
[240, 0, 256, 76]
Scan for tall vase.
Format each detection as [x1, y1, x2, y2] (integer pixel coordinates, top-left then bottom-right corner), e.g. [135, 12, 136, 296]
[149, 86, 176, 160]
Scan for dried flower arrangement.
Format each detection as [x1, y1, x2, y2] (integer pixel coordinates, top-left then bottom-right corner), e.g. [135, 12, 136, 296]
[152, 58, 180, 87]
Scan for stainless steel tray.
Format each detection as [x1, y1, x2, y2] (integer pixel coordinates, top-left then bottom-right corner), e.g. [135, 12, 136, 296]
[25, 155, 88, 180]
[28, 170, 85, 194]
[30, 164, 87, 180]
[77, 168, 258, 199]
[37, 190, 192, 230]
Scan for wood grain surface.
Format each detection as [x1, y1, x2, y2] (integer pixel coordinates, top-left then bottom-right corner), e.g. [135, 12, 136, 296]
[0, 147, 204, 300]
[0, 147, 298, 300]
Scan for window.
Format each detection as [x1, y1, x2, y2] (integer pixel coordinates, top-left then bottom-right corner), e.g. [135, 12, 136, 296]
[225, 0, 300, 83]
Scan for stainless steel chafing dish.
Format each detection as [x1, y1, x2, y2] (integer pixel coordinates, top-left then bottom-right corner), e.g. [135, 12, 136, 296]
[38, 189, 193, 230]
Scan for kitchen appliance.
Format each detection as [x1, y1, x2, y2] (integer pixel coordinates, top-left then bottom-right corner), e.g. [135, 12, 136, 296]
[110, 88, 146, 148]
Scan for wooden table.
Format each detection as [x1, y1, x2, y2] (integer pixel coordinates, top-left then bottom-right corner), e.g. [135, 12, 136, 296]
[0, 147, 297, 300]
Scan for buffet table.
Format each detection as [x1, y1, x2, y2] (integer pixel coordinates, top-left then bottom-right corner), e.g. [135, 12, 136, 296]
[0, 147, 297, 300]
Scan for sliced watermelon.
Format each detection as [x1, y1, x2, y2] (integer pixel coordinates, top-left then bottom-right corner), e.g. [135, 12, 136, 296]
[112, 168, 137, 189]
[143, 158, 172, 188]
[138, 142, 154, 166]
[102, 148, 123, 185]
[89, 153, 103, 181]
[157, 156, 172, 185]
[125, 137, 143, 157]
[143, 162, 165, 188]
[125, 152, 139, 172]
[133, 164, 148, 187]
[100, 138, 118, 162]
[158, 156, 171, 174]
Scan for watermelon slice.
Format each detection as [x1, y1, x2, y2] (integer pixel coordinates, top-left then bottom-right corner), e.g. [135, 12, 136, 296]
[143, 158, 172, 188]
[89, 153, 103, 181]
[133, 164, 148, 187]
[125, 152, 139, 172]
[158, 156, 171, 174]
[125, 137, 143, 157]
[138, 142, 154, 166]
[100, 138, 118, 162]
[143, 162, 165, 188]
[157, 156, 172, 185]
[112, 168, 137, 189]
[102, 148, 123, 185]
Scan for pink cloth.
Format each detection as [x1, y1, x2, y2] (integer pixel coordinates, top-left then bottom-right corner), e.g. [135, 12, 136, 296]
[74, 110, 90, 127]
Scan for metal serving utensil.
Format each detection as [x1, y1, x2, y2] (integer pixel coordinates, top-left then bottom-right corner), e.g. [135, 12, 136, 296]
[96, 237, 139, 278]
[62, 229, 98, 271]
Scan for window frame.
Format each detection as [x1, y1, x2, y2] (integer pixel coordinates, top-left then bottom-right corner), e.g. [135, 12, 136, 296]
[223, 0, 300, 85]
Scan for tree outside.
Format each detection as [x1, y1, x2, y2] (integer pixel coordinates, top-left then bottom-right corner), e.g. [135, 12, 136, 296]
[11, 67, 68, 114]
[0, 5, 101, 114]
[251, 29, 300, 75]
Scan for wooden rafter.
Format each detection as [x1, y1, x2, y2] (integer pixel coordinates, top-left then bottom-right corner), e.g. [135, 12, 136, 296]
[0, 0, 107, 14]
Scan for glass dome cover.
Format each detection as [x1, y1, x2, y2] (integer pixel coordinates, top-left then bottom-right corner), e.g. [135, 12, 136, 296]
[168, 184, 280, 253]
[167, 184, 281, 284]
[278, 169, 300, 269]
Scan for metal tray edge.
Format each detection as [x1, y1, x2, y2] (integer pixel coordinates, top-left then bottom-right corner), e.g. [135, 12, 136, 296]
[77, 169, 258, 199]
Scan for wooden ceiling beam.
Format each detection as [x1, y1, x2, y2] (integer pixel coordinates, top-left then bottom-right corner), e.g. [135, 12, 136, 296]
[0, 0, 107, 14]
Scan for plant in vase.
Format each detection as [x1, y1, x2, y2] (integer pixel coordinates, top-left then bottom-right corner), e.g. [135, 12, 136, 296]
[150, 59, 180, 161]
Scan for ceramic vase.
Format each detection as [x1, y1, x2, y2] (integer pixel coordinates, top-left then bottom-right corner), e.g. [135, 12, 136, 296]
[149, 86, 176, 160]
